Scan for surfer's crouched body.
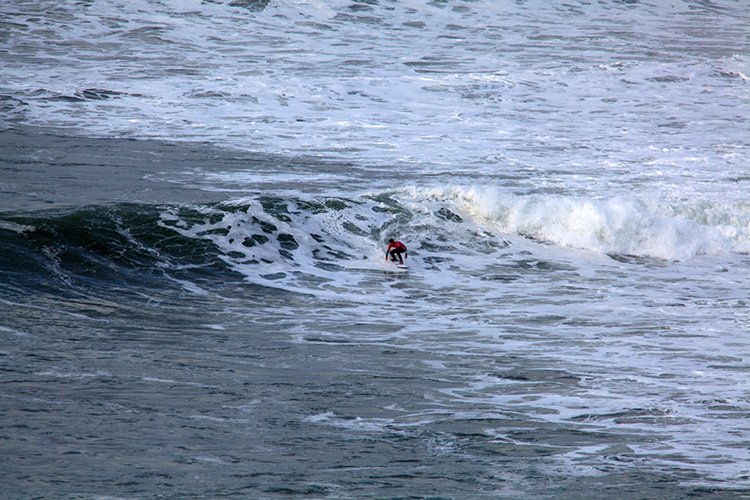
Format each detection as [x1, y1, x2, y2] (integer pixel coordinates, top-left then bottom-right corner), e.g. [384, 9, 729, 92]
[385, 239, 407, 264]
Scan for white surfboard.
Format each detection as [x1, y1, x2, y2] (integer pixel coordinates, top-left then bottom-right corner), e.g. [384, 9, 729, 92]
[346, 260, 407, 273]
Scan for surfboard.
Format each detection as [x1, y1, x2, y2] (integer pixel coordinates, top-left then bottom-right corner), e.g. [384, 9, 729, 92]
[346, 260, 407, 273]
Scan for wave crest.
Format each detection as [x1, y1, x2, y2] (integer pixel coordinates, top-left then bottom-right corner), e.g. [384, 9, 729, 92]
[443, 186, 745, 260]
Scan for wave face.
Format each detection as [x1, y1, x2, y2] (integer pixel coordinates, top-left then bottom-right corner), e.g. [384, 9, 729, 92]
[1, 204, 231, 292]
[162, 187, 750, 294]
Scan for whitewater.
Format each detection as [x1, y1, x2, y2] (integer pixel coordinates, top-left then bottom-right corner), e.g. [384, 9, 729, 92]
[1, 0, 750, 498]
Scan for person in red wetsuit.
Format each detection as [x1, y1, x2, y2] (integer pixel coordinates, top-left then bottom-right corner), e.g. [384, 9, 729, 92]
[385, 238, 407, 265]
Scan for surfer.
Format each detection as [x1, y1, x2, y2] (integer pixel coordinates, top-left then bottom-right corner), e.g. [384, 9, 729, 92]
[385, 238, 407, 265]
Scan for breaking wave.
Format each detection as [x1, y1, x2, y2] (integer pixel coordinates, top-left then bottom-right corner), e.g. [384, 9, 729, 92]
[2, 186, 747, 300]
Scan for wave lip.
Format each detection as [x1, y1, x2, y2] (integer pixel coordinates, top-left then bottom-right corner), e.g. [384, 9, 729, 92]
[442, 186, 745, 261]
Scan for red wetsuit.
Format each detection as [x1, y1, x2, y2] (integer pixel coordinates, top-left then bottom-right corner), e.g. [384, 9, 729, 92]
[386, 241, 407, 263]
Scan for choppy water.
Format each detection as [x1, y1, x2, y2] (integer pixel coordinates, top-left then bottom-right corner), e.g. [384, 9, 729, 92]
[1, 0, 750, 498]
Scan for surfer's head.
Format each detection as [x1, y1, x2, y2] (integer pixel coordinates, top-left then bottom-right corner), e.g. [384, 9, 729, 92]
[388, 238, 395, 243]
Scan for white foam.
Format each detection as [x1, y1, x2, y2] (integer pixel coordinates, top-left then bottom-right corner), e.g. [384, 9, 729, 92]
[36, 369, 112, 379]
[142, 377, 220, 389]
[3, 0, 747, 200]
[157, 197, 420, 300]
[0, 221, 35, 233]
[304, 411, 394, 434]
[0, 325, 30, 337]
[432, 185, 744, 260]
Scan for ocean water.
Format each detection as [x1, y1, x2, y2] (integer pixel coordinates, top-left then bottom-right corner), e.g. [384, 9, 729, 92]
[1, 0, 750, 498]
